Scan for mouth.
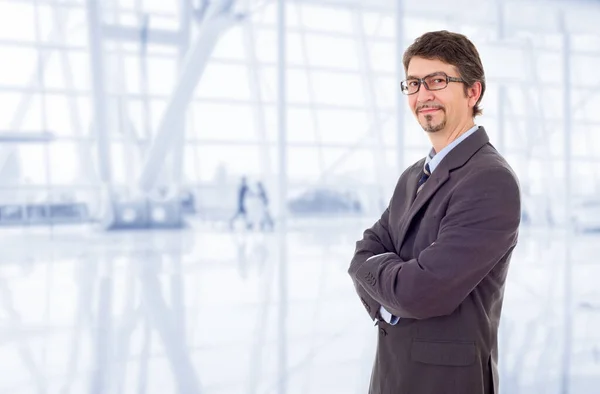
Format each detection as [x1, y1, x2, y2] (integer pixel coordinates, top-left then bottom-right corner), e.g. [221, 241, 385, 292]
[418, 108, 442, 114]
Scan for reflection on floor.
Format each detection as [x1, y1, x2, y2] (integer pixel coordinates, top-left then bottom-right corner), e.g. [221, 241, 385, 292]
[0, 219, 599, 394]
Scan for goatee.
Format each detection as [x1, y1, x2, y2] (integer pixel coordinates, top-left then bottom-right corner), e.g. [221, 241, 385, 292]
[422, 114, 446, 133]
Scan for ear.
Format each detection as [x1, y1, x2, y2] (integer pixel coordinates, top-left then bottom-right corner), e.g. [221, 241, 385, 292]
[467, 81, 482, 108]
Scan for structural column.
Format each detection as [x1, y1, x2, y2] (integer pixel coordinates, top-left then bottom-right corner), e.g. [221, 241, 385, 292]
[395, 0, 405, 172]
[86, 0, 113, 187]
[276, 0, 288, 393]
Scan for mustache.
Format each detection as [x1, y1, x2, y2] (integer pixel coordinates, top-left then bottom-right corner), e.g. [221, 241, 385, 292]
[417, 104, 444, 112]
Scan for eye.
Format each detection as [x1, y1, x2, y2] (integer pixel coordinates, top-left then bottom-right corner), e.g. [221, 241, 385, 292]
[408, 80, 419, 87]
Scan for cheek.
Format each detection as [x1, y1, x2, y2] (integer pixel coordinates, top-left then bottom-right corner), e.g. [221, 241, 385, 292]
[408, 97, 418, 111]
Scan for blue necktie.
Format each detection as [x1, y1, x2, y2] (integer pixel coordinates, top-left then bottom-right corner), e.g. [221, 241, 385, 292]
[417, 163, 431, 194]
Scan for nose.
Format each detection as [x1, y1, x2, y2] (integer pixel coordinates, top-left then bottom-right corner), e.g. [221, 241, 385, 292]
[416, 83, 435, 104]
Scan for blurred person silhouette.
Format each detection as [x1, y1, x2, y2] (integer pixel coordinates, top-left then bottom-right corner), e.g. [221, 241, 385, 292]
[347, 30, 521, 394]
[256, 181, 274, 231]
[229, 176, 253, 230]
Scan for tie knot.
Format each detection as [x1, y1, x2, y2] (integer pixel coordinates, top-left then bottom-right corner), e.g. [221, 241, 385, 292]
[424, 163, 431, 176]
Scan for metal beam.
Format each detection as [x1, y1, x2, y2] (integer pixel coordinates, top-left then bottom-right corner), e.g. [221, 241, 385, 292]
[53, 3, 99, 186]
[295, 4, 327, 180]
[0, 131, 55, 143]
[354, 10, 387, 213]
[169, 0, 193, 191]
[243, 7, 275, 186]
[560, 13, 573, 394]
[86, 0, 112, 185]
[395, 0, 405, 173]
[293, 0, 600, 35]
[496, 0, 506, 155]
[137, 6, 239, 193]
[277, 0, 288, 393]
[101, 24, 182, 46]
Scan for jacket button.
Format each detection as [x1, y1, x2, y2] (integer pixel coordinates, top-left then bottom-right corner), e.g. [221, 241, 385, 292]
[379, 327, 387, 336]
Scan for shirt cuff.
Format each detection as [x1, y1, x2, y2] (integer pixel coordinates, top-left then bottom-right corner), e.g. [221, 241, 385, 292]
[379, 306, 399, 325]
[366, 252, 396, 263]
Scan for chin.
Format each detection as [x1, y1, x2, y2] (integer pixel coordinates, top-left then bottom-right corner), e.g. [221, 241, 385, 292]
[419, 120, 445, 133]
[418, 113, 446, 133]
[422, 127, 442, 133]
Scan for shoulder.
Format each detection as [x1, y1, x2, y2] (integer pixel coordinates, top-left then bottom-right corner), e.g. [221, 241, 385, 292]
[463, 144, 519, 185]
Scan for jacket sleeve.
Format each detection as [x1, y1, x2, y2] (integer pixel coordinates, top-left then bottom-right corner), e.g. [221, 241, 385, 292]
[350, 167, 521, 320]
[347, 205, 398, 320]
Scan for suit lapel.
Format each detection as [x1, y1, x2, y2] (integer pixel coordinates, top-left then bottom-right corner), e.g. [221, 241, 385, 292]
[395, 127, 491, 251]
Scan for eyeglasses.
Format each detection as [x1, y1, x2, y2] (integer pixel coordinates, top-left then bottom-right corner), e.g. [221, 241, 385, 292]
[400, 72, 465, 95]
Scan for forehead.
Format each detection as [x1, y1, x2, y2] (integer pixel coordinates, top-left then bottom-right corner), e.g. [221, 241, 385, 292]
[406, 57, 457, 78]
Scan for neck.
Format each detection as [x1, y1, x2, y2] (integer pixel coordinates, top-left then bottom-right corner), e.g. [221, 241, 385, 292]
[429, 120, 475, 153]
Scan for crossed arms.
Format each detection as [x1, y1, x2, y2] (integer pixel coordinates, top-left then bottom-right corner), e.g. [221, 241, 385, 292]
[348, 167, 521, 320]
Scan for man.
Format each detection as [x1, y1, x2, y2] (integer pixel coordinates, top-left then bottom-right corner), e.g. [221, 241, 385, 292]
[348, 31, 521, 394]
[229, 176, 252, 230]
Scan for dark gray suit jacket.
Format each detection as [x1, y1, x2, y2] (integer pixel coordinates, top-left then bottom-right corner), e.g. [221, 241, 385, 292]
[348, 127, 521, 394]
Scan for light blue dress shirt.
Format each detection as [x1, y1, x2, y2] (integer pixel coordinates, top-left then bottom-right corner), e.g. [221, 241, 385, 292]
[377, 125, 480, 325]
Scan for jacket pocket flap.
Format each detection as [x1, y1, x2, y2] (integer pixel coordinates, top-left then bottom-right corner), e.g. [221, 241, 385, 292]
[411, 340, 476, 367]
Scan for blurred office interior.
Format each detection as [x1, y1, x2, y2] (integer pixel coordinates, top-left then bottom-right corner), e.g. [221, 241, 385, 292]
[0, 0, 600, 393]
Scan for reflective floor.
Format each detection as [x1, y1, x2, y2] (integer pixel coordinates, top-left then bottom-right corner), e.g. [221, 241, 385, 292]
[0, 219, 599, 394]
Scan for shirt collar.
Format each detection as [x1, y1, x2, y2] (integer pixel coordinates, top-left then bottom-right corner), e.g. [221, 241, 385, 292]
[425, 125, 480, 173]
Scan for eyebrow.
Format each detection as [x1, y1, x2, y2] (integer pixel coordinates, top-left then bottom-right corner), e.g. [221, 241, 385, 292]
[405, 71, 444, 79]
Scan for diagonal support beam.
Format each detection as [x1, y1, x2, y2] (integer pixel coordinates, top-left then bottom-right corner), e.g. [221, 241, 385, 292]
[137, 8, 240, 193]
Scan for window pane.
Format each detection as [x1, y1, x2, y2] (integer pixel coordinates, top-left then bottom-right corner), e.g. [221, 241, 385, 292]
[317, 109, 369, 144]
[123, 54, 141, 94]
[43, 51, 67, 90]
[0, 2, 35, 41]
[149, 99, 167, 133]
[197, 144, 263, 181]
[378, 113, 398, 148]
[0, 93, 28, 130]
[44, 94, 79, 136]
[0, 46, 37, 87]
[321, 147, 375, 176]
[362, 13, 394, 38]
[49, 142, 79, 184]
[191, 102, 257, 142]
[311, 71, 364, 106]
[259, 66, 312, 104]
[18, 145, 48, 185]
[67, 52, 91, 90]
[110, 142, 126, 185]
[287, 108, 316, 143]
[299, 5, 353, 34]
[213, 26, 245, 60]
[126, 99, 151, 141]
[374, 76, 395, 111]
[109, 142, 142, 186]
[147, 56, 177, 95]
[368, 42, 394, 73]
[183, 145, 199, 183]
[288, 147, 322, 181]
[305, 34, 359, 70]
[37, 5, 87, 47]
[251, 2, 301, 27]
[254, 30, 305, 65]
[139, 0, 178, 15]
[196, 63, 252, 100]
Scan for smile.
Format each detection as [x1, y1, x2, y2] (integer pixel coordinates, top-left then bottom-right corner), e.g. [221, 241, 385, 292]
[419, 108, 441, 114]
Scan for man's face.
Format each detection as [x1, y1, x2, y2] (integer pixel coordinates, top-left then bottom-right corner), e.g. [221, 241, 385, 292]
[406, 57, 473, 134]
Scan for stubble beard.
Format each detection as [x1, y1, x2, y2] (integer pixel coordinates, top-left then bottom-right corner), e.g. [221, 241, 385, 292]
[421, 113, 446, 133]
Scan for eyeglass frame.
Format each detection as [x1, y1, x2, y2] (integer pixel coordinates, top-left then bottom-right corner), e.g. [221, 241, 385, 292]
[400, 71, 466, 95]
